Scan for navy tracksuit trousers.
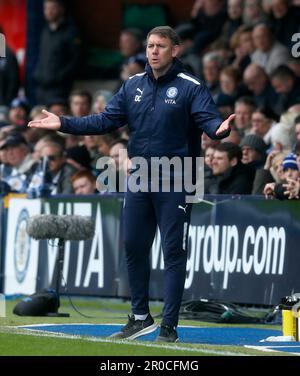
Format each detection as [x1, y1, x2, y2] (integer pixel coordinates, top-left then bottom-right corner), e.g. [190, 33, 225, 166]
[123, 186, 191, 327]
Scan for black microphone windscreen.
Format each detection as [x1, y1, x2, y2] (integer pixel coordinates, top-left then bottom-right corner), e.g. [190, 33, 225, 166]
[26, 214, 95, 241]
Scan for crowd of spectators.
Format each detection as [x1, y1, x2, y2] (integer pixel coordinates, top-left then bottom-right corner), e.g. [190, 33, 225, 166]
[1, 0, 300, 200]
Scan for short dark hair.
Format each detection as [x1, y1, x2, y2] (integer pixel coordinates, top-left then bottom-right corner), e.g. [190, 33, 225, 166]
[235, 96, 257, 109]
[215, 142, 242, 162]
[121, 28, 144, 44]
[69, 89, 92, 106]
[270, 65, 296, 81]
[254, 105, 279, 122]
[147, 26, 180, 46]
[44, 0, 65, 7]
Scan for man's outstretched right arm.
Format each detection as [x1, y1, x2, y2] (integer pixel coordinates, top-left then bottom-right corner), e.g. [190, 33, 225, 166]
[28, 87, 128, 135]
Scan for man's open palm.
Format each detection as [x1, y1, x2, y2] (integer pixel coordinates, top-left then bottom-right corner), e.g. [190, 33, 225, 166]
[215, 113, 235, 136]
[28, 109, 61, 131]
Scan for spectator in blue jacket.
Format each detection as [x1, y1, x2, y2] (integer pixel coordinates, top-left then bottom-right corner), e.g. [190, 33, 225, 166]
[28, 26, 234, 343]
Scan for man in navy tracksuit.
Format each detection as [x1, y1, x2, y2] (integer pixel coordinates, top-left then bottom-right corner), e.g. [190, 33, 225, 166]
[29, 26, 234, 342]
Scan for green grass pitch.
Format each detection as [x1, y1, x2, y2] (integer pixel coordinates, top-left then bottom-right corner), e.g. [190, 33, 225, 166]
[0, 297, 288, 356]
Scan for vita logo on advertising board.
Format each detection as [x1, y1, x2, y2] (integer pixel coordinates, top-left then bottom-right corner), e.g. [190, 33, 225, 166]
[0, 33, 5, 58]
[14, 209, 31, 283]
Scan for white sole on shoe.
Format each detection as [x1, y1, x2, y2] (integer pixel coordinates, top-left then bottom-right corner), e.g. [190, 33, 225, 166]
[127, 322, 158, 340]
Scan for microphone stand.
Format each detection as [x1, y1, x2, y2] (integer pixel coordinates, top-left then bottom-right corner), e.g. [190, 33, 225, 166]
[47, 238, 70, 317]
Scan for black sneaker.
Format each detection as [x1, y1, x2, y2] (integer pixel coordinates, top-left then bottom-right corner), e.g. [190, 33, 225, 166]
[155, 324, 179, 343]
[110, 314, 157, 340]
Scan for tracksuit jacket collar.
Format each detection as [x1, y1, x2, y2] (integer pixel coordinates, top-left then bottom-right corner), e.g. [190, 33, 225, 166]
[145, 58, 186, 83]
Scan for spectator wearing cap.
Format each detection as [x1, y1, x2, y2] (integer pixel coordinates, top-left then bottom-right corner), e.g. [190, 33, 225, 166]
[240, 134, 268, 195]
[205, 142, 254, 194]
[0, 133, 37, 192]
[8, 98, 30, 127]
[240, 134, 267, 168]
[71, 170, 97, 195]
[264, 153, 300, 200]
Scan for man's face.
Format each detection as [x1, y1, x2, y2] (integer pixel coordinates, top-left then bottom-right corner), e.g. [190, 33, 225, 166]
[119, 33, 140, 58]
[271, 77, 292, 94]
[109, 143, 127, 171]
[5, 145, 28, 167]
[83, 135, 98, 150]
[203, 60, 220, 84]
[244, 69, 266, 95]
[44, 1, 64, 23]
[242, 145, 261, 164]
[271, 0, 288, 18]
[146, 34, 178, 77]
[252, 25, 271, 52]
[93, 96, 106, 114]
[212, 150, 234, 175]
[251, 112, 269, 137]
[234, 103, 253, 130]
[73, 176, 95, 195]
[49, 104, 68, 116]
[220, 72, 236, 95]
[70, 95, 91, 117]
[8, 107, 27, 126]
[283, 168, 299, 181]
[239, 32, 254, 55]
[228, 0, 243, 20]
[205, 147, 215, 169]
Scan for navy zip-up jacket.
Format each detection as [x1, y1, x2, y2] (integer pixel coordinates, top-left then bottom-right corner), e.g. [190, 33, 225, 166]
[60, 59, 225, 159]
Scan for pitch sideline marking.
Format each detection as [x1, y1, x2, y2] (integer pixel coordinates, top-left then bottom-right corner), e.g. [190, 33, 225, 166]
[245, 345, 300, 356]
[3, 325, 252, 356]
